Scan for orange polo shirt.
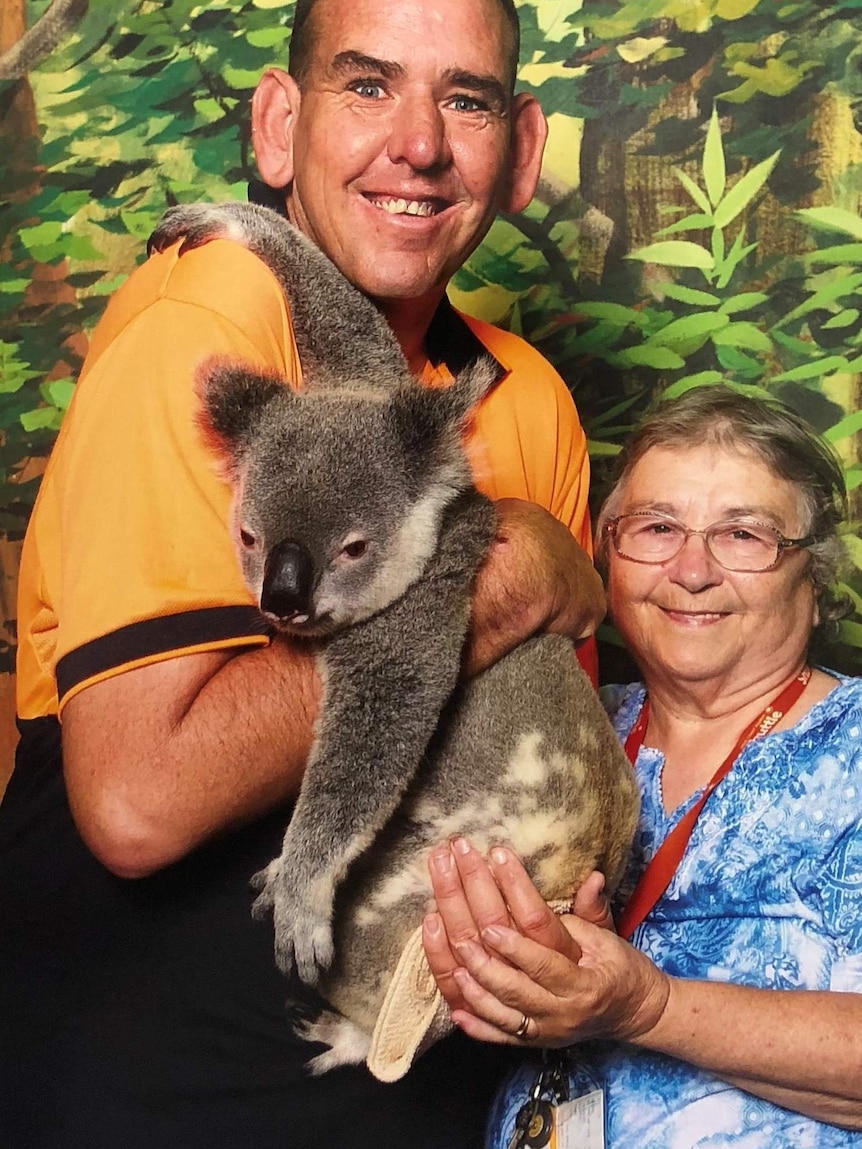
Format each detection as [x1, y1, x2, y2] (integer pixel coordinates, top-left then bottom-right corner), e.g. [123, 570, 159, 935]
[16, 238, 595, 719]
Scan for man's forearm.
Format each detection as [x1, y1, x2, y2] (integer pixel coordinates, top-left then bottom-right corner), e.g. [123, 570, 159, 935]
[62, 636, 320, 878]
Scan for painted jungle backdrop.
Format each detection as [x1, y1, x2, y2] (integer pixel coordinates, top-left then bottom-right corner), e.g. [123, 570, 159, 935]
[1, 0, 862, 781]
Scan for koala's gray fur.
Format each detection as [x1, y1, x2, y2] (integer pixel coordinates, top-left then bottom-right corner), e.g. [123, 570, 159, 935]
[148, 201, 639, 1078]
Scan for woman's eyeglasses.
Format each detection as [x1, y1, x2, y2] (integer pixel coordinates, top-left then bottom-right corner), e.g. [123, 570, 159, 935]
[603, 512, 814, 573]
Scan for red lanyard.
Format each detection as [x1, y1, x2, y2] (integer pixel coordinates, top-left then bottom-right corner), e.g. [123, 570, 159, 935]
[616, 666, 812, 940]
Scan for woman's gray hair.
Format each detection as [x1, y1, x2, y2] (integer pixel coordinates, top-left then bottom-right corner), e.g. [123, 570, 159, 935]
[595, 385, 851, 635]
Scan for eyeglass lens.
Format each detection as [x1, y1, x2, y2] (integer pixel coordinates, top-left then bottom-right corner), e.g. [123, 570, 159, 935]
[613, 516, 782, 571]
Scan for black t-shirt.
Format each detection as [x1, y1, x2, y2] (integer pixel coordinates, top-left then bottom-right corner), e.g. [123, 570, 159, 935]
[0, 719, 513, 1149]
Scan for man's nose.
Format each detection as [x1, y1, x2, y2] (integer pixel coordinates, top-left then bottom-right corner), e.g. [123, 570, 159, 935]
[667, 532, 723, 591]
[387, 91, 452, 170]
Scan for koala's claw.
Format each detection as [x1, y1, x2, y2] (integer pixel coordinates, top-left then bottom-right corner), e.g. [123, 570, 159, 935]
[146, 203, 247, 258]
[251, 859, 336, 985]
[274, 918, 336, 986]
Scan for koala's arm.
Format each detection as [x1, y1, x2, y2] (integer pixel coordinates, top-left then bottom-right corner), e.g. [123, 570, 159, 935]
[61, 638, 320, 879]
[463, 497, 605, 678]
[254, 491, 497, 980]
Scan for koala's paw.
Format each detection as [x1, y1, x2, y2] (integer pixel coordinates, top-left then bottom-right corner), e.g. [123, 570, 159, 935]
[146, 202, 252, 258]
[274, 909, 335, 987]
[251, 860, 336, 985]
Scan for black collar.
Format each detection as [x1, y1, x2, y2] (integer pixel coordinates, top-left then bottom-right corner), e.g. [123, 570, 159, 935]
[248, 180, 504, 382]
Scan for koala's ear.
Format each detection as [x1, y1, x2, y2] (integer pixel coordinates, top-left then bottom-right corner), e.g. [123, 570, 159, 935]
[445, 355, 501, 422]
[196, 357, 288, 464]
[391, 355, 500, 462]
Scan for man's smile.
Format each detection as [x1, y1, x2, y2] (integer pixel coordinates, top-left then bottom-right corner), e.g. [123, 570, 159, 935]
[364, 193, 449, 217]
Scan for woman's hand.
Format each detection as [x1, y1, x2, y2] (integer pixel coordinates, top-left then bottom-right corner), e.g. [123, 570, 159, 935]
[423, 838, 669, 1048]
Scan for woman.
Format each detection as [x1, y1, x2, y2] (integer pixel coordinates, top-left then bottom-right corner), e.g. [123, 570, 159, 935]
[423, 386, 862, 1146]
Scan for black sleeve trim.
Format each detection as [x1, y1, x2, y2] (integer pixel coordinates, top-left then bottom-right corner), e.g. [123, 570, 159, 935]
[56, 606, 271, 702]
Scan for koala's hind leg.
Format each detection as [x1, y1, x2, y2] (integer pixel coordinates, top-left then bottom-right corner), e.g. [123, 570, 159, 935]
[252, 491, 496, 986]
[297, 1011, 372, 1075]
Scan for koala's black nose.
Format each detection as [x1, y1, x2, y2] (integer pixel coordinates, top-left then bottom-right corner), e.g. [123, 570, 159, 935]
[260, 540, 315, 620]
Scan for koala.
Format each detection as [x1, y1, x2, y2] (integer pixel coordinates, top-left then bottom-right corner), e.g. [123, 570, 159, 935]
[148, 201, 639, 1080]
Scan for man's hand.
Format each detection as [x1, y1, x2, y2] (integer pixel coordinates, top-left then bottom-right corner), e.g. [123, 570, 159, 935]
[463, 498, 604, 677]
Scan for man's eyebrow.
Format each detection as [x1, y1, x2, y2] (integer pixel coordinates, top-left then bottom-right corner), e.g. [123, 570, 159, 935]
[443, 69, 509, 110]
[330, 51, 404, 81]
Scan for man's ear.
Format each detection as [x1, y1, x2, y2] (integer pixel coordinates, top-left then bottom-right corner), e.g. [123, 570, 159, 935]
[502, 92, 549, 214]
[251, 68, 302, 188]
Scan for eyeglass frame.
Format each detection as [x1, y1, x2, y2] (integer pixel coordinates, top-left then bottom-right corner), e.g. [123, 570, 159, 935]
[602, 511, 816, 573]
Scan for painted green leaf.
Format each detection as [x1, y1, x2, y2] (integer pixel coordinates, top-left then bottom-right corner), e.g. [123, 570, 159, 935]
[804, 244, 862, 265]
[796, 207, 862, 241]
[17, 220, 64, 254]
[662, 371, 726, 398]
[41, 379, 76, 411]
[772, 355, 850, 382]
[246, 27, 291, 49]
[648, 312, 730, 346]
[20, 409, 64, 433]
[711, 322, 772, 352]
[657, 214, 715, 236]
[843, 534, 862, 571]
[718, 292, 769, 314]
[660, 284, 722, 306]
[626, 241, 714, 269]
[587, 440, 623, 457]
[823, 410, 862, 445]
[673, 168, 712, 214]
[822, 309, 860, 330]
[774, 273, 862, 329]
[703, 107, 726, 207]
[715, 344, 763, 378]
[713, 150, 780, 229]
[838, 621, 862, 650]
[588, 394, 643, 427]
[574, 302, 647, 327]
[844, 467, 862, 493]
[612, 346, 687, 369]
[221, 66, 262, 89]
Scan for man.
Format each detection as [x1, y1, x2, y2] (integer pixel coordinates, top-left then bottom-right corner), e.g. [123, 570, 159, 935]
[0, 1, 603, 1146]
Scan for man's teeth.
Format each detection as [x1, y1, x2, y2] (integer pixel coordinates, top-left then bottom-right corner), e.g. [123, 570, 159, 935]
[371, 197, 437, 217]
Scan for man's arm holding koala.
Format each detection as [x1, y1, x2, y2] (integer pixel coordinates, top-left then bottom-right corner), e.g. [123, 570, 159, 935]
[62, 498, 604, 880]
[464, 498, 604, 678]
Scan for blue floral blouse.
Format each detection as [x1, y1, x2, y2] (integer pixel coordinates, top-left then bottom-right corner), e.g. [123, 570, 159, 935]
[487, 674, 862, 1148]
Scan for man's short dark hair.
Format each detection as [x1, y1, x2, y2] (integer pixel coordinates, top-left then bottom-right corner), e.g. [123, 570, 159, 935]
[287, 0, 521, 91]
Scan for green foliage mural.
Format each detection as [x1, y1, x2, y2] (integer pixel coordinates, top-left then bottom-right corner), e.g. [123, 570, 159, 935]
[1, 0, 861, 685]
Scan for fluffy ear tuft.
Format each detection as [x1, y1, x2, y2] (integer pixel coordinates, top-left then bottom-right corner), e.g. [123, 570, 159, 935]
[391, 355, 499, 471]
[445, 354, 501, 424]
[195, 357, 289, 465]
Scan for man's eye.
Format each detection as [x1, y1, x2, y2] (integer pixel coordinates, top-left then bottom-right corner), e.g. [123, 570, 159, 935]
[350, 80, 385, 100]
[449, 95, 486, 113]
[642, 521, 677, 536]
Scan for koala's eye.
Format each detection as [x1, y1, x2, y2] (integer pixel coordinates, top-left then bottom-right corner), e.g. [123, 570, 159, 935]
[239, 528, 256, 549]
[342, 539, 368, 560]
